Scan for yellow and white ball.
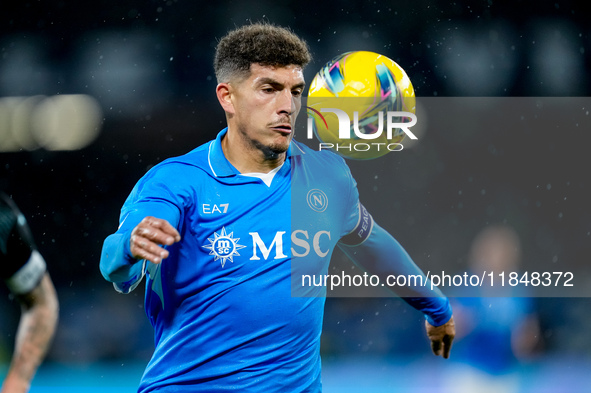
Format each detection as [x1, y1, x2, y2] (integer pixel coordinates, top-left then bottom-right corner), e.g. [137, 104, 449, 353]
[307, 51, 415, 160]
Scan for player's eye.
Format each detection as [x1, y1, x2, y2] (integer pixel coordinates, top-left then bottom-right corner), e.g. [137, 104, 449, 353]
[292, 89, 303, 97]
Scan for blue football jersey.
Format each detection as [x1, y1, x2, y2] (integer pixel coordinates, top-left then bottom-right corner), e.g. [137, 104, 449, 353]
[101, 128, 362, 392]
[100, 128, 451, 392]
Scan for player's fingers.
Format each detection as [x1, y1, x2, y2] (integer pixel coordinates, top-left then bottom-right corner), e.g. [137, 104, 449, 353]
[130, 234, 169, 264]
[134, 223, 177, 246]
[143, 216, 181, 242]
[442, 334, 453, 359]
[159, 220, 181, 242]
[430, 338, 442, 357]
[426, 316, 455, 358]
[134, 248, 165, 264]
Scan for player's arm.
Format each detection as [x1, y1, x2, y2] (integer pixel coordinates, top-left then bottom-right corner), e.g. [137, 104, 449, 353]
[101, 211, 180, 292]
[2, 273, 59, 393]
[100, 173, 182, 293]
[0, 194, 59, 393]
[338, 208, 455, 358]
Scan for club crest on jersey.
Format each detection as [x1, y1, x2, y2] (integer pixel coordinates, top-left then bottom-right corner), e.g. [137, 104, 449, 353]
[202, 227, 246, 268]
[307, 189, 328, 213]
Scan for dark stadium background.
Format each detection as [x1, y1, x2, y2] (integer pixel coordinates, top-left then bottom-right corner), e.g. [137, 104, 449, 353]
[1, 1, 590, 391]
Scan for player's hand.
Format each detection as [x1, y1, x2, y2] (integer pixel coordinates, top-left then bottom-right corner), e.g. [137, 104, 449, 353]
[425, 316, 455, 359]
[130, 216, 181, 264]
[1, 375, 30, 393]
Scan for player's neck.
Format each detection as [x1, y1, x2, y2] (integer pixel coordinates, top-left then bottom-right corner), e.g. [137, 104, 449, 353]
[221, 129, 286, 174]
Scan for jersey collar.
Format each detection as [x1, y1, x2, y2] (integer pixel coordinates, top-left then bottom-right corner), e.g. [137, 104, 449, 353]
[208, 128, 304, 178]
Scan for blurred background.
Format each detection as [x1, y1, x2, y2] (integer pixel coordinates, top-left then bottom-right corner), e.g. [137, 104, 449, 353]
[1, 0, 590, 391]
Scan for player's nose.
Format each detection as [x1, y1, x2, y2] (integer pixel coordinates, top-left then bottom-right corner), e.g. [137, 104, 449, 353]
[277, 89, 297, 115]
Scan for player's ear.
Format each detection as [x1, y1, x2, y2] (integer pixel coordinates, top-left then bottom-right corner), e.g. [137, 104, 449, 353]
[216, 83, 235, 114]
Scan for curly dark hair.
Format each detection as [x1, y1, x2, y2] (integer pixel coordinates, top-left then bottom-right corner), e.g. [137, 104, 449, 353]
[214, 23, 312, 83]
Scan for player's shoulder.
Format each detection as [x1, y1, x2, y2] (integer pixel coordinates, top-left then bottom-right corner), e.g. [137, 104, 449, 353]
[143, 140, 215, 180]
[125, 141, 216, 206]
[292, 140, 352, 178]
[158, 140, 213, 170]
[292, 140, 349, 167]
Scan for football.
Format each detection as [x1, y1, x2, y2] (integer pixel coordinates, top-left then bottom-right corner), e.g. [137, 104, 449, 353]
[306, 51, 416, 160]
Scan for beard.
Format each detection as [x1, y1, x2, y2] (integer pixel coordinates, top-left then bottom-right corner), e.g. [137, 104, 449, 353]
[237, 124, 291, 161]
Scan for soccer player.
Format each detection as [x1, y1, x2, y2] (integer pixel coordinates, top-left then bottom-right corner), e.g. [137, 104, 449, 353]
[0, 193, 59, 393]
[100, 23, 455, 392]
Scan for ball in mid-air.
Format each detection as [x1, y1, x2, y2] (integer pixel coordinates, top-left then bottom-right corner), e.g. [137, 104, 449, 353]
[307, 51, 416, 160]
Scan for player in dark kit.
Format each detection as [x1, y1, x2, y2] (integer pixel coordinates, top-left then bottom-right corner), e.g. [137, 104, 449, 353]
[100, 23, 455, 392]
[0, 193, 59, 393]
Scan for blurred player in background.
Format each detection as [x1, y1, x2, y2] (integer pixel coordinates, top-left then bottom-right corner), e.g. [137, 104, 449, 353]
[0, 192, 59, 393]
[100, 23, 454, 392]
[449, 224, 541, 393]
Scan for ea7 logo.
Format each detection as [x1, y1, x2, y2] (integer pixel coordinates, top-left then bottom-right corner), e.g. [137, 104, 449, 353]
[202, 203, 229, 214]
[306, 109, 417, 140]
